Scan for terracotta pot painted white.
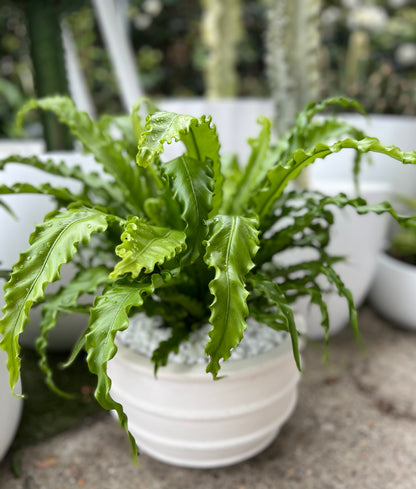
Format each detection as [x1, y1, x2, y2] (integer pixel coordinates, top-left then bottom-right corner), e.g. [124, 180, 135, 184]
[108, 331, 301, 468]
[0, 347, 22, 461]
[297, 180, 391, 339]
[0, 151, 101, 350]
[369, 252, 416, 331]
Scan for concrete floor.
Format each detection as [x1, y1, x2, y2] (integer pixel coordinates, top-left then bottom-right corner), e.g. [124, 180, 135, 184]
[1, 306, 415, 488]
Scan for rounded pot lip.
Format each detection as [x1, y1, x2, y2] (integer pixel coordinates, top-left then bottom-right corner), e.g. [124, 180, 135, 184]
[378, 250, 416, 276]
[113, 325, 298, 382]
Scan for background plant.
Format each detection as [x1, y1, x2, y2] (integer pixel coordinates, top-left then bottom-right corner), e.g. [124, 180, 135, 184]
[320, 0, 416, 114]
[1, 0, 416, 126]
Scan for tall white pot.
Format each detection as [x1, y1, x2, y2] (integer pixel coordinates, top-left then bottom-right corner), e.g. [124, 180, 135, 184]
[108, 330, 301, 468]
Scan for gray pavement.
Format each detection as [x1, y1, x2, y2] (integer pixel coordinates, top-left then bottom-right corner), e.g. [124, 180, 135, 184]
[1, 306, 415, 488]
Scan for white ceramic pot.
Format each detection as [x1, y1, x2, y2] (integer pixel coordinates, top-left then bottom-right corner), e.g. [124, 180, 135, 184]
[297, 180, 391, 339]
[108, 332, 300, 468]
[369, 252, 416, 331]
[0, 347, 22, 461]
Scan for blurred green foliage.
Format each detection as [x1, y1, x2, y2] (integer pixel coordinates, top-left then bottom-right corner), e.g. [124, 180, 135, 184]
[0, 0, 416, 139]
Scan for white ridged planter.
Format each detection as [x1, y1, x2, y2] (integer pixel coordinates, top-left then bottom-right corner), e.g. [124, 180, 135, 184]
[369, 252, 416, 331]
[0, 348, 22, 461]
[108, 332, 300, 468]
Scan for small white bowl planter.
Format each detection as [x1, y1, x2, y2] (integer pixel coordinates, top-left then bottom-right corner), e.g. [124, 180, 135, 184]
[108, 328, 301, 469]
[369, 252, 416, 331]
[0, 347, 22, 461]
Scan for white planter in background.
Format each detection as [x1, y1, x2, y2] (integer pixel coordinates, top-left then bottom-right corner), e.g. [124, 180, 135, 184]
[108, 328, 301, 469]
[0, 347, 22, 461]
[0, 139, 45, 158]
[369, 252, 416, 331]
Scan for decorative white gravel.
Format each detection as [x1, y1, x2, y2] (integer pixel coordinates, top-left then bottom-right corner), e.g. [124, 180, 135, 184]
[118, 313, 287, 365]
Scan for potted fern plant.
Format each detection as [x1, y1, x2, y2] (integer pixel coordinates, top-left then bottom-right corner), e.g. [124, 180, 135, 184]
[1, 95, 416, 467]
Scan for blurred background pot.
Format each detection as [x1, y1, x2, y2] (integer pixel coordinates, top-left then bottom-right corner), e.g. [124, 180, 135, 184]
[369, 252, 416, 332]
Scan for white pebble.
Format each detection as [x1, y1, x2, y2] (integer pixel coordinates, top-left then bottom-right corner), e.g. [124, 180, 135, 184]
[118, 313, 287, 365]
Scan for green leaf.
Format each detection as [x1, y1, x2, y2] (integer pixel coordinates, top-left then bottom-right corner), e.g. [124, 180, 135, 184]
[136, 110, 223, 214]
[302, 97, 366, 121]
[0, 183, 81, 204]
[157, 290, 205, 319]
[203, 215, 259, 378]
[36, 266, 111, 396]
[0, 205, 109, 393]
[219, 153, 242, 213]
[161, 155, 213, 263]
[0, 154, 126, 210]
[230, 116, 274, 214]
[85, 275, 165, 458]
[110, 217, 187, 279]
[254, 137, 416, 218]
[17, 96, 142, 212]
[248, 274, 301, 370]
[0, 198, 17, 219]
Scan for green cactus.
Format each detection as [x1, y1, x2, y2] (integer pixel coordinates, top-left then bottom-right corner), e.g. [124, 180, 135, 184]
[201, 0, 243, 98]
[21, 0, 73, 150]
[265, 0, 322, 135]
[344, 30, 370, 98]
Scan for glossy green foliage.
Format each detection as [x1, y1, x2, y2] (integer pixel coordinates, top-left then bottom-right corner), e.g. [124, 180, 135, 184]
[0, 205, 109, 392]
[137, 110, 223, 214]
[204, 215, 259, 377]
[17, 97, 143, 213]
[2, 95, 416, 459]
[0, 182, 81, 204]
[161, 155, 213, 263]
[37, 266, 111, 396]
[0, 154, 125, 210]
[85, 274, 166, 457]
[110, 217, 187, 279]
[254, 136, 416, 218]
